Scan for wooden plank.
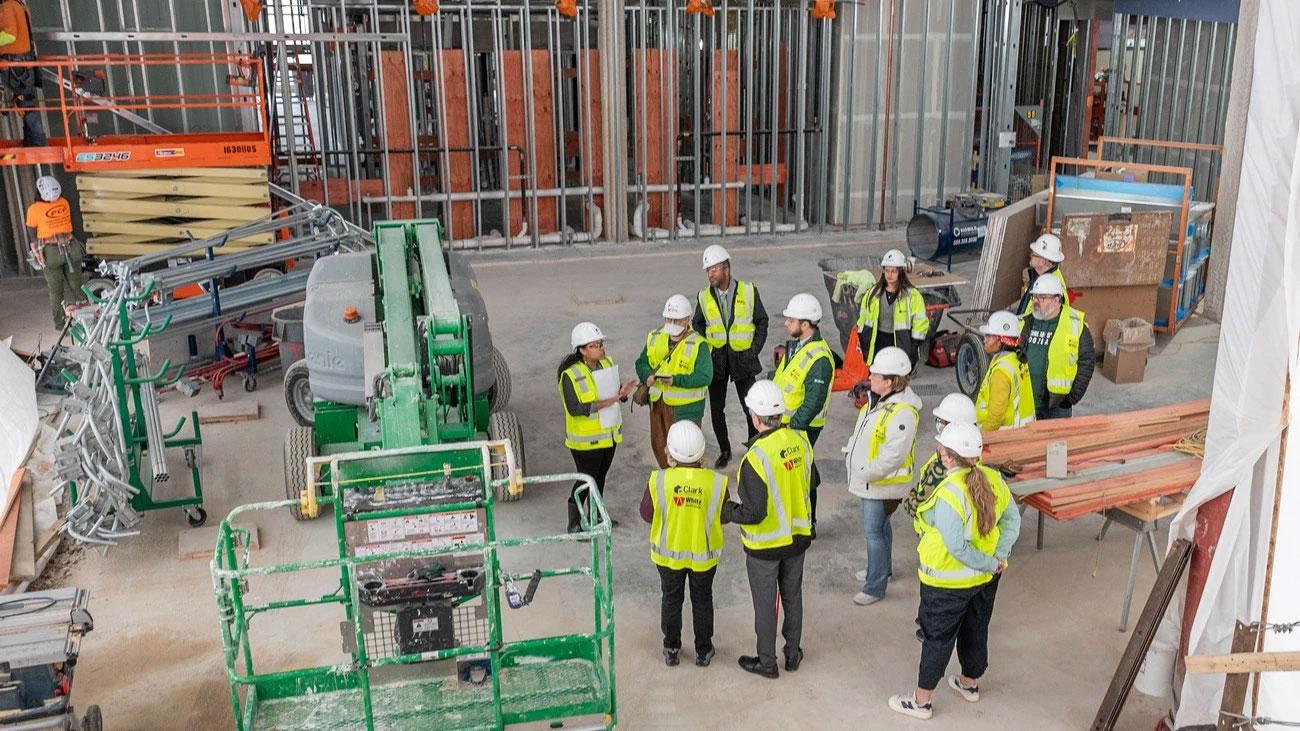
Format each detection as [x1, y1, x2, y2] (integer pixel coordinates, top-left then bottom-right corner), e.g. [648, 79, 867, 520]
[0, 469, 23, 588]
[197, 400, 260, 424]
[9, 481, 34, 582]
[1185, 651, 1300, 675]
[77, 175, 270, 200]
[179, 525, 259, 560]
[1217, 621, 1261, 730]
[83, 219, 274, 243]
[1092, 538, 1194, 730]
[79, 197, 268, 221]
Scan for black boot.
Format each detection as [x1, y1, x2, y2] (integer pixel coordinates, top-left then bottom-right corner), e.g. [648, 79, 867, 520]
[567, 501, 582, 533]
[713, 449, 731, 469]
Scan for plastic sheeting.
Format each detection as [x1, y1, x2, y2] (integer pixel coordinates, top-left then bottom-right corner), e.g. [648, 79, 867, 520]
[1145, 1, 1300, 724]
[0, 341, 38, 505]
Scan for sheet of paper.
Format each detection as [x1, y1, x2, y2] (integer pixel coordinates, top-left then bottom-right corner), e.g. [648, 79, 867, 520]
[592, 366, 623, 429]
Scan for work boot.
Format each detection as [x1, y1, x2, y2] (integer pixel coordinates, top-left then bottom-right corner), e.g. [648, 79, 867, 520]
[663, 648, 680, 667]
[713, 449, 731, 469]
[567, 502, 582, 533]
[737, 656, 778, 679]
[784, 648, 803, 672]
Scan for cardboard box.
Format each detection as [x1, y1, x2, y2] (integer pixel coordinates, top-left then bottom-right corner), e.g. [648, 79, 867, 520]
[1102, 341, 1148, 384]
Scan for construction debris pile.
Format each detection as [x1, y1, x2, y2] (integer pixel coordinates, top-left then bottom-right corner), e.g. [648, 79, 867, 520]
[990, 400, 1210, 520]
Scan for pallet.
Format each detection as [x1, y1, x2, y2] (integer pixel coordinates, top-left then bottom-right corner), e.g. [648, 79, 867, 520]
[77, 167, 273, 259]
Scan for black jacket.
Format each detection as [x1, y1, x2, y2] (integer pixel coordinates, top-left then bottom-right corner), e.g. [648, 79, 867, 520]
[691, 281, 769, 381]
[721, 427, 813, 560]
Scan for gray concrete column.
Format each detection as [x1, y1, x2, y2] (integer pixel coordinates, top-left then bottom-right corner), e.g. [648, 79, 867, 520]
[597, 0, 629, 243]
[1202, 0, 1259, 322]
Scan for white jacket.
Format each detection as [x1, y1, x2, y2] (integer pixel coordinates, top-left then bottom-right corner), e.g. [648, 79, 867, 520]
[843, 387, 923, 500]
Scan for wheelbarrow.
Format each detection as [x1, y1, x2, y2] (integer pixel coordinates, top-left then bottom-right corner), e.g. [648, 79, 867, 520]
[943, 308, 1002, 398]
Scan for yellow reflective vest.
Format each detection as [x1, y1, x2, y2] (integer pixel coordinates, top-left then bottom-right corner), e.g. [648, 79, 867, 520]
[914, 464, 1012, 589]
[976, 351, 1036, 429]
[1044, 306, 1086, 395]
[856, 286, 929, 363]
[648, 467, 727, 571]
[773, 338, 834, 428]
[867, 401, 920, 485]
[644, 330, 709, 406]
[737, 428, 813, 551]
[559, 357, 622, 450]
[1020, 268, 1070, 316]
[697, 281, 756, 352]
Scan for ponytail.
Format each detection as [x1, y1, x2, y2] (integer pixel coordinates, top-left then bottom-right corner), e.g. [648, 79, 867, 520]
[954, 454, 997, 536]
[556, 349, 583, 383]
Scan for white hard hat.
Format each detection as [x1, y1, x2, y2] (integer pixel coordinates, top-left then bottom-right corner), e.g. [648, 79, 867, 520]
[933, 393, 977, 425]
[1029, 233, 1065, 263]
[702, 244, 730, 270]
[666, 420, 707, 463]
[937, 421, 984, 459]
[570, 321, 605, 349]
[782, 293, 822, 323]
[744, 380, 786, 417]
[36, 176, 61, 202]
[871, 346, 912, 377]
[881, 249, 908, 268]
[1029, 273, 1067, 298]
[979, 310, 1023, 338]
[662, 294, 693, 319]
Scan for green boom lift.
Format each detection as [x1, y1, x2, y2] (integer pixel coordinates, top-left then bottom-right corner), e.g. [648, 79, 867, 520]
[211, 221, 618, 729]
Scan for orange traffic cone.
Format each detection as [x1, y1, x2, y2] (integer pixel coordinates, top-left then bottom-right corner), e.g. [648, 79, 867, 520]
[832, 329, 869, 392]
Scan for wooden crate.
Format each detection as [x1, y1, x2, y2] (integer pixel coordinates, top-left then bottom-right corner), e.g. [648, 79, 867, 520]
[77, 167, 273, 259]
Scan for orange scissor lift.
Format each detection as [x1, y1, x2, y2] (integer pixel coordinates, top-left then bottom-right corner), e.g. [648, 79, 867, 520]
[0, 52, 270, 171]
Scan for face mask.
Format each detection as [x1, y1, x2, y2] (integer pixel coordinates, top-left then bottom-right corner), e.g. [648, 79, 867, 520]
[663, 321, 685, 338]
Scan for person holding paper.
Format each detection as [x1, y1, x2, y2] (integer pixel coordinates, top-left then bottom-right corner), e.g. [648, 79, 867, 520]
[559, 322, 639, 533]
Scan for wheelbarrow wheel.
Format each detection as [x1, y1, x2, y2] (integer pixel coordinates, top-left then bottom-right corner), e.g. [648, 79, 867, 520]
[488, 410, 526, 502]
[955, 331, 988, 398]
[82, 704, 103, 731]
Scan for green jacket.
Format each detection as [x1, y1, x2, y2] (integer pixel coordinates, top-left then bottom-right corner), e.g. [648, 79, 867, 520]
[636, 333, 714, 422]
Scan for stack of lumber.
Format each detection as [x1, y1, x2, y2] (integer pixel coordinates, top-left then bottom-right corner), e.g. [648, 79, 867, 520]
[0, 468, 42, 590]
[986, 400, 1209, 521]
[77, 167, 272, 259]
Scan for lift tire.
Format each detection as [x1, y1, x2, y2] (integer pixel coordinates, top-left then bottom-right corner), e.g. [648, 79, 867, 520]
[284, 425, 317, 521]
[954, 331, 989, 398]
[82, 705, 103, 731]
[487, 347, 512, 413]
[488, 410, 525, 502]
[283, 359, 315, 427]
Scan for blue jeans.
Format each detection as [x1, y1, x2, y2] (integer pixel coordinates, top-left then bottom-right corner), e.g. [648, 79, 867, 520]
[861, 498, 894, 598]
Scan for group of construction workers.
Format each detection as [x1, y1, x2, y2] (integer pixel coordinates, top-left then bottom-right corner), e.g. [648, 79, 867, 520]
[556, 239, 1097, 719]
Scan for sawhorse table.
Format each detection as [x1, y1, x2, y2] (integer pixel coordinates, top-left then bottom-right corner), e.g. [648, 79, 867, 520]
[1096, 496, 1184, 632]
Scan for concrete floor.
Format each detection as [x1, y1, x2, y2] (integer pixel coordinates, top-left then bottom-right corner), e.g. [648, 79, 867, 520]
[0, 232, 1220, 729]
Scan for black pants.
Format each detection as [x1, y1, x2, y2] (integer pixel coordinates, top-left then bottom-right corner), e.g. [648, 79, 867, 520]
[916, 575, 1000, 691]
[806, 427, 821, 527]
[657, 564, 716, 655]
[859, 326, 920, 370]
[568, 446, 616, 507]
[746, 551, 805, 668]
[708, 368, 756, 455]
[1, 52, 47, 146]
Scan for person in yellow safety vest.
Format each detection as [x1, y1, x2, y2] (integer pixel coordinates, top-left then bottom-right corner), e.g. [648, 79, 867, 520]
[637, 294, 714, 469]
[25, 176, 84, 329]
[558, 322, 639, 533]
[639, 420, 727, 668]
[889, 422, 1020, 721]
[904, 393, 978, 520]
[721, 380, 813, 679]
[1016, 233, 1070, 315]
[772, 292, 834, 534]
[974, 311, 1036, 431]
[856, 248, 930, 370]
[1022, 274, 1095, 421]
[692, 244, 769, 469]
[843, 346, 922, 606]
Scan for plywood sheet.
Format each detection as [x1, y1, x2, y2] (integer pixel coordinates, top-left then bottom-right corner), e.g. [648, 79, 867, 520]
[1059, 211, 1171, 287]
[1071, 284, 1159, 344]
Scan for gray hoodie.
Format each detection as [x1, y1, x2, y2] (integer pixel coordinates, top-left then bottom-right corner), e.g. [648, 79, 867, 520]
[843, 387, 924, 500]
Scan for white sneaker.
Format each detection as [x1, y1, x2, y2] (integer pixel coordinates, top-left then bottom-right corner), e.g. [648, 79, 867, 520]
[948, 675, 980, 702]
[853, 592, 883, 606]
[855, 569, 868, 583]
[889, 694, 933, 720]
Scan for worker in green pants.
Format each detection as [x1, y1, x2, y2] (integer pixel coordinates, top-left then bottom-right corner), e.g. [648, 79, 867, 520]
[25, 175, 84, 329]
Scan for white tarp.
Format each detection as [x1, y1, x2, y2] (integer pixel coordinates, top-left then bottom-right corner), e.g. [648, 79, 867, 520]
[0, 341, 39, 506]
[1149, 1, 1300, 724]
